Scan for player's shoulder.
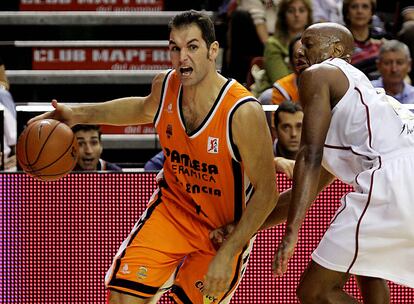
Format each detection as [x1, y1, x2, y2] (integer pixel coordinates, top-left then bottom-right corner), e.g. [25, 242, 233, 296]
[152, 70, 173, 88]
[232, 98, 263, 123]
[226, 78, 258, 101]
[301, 61, 343, 83]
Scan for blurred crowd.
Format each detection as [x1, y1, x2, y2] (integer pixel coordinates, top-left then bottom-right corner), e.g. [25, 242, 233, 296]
[221, 0, 413, 99]
[1, 0, 413, 172]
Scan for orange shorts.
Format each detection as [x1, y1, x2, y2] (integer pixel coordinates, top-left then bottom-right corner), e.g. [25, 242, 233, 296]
[105, 193, 254, 303]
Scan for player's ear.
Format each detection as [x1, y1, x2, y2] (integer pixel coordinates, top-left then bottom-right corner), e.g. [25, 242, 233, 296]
[208, 41, 219, 60]
[333, 42, 345, 58]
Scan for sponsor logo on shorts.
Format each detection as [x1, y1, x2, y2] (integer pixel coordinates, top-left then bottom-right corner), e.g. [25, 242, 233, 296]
[137, 266, 148, 281]
[120, 263, 131, 275]
[195, 280, 218, 303]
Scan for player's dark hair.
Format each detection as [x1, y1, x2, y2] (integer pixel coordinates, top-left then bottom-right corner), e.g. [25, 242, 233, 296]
[168, 10, 216, 50]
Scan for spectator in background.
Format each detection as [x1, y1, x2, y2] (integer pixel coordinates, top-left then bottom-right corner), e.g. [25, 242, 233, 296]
[271, 35, 303, 105]
[0, 55, 16, 171]
[223, 0, 279, 84]
[397, 0, 414, 81]
[238, 0, 279, 45]
[259, 36, 303, 131]
[72, 124, 122, 171]
[254, 0, 312, 96]
[342, 0, 389, 79]
[312, 0, 344, 24]
[371, 40, 414, 106]
[272, 101, 303, 179]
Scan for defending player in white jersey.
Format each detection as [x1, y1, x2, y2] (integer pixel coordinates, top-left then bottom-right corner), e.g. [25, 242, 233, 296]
[272, 22, 414, 303]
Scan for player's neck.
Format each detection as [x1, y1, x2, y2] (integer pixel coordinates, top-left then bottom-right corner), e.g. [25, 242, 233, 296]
[182, 70, 227, 107]
[181, 71, 227, 133]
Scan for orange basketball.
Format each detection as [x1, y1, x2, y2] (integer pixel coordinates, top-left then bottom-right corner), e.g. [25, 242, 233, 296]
[16, 119, 79, 181]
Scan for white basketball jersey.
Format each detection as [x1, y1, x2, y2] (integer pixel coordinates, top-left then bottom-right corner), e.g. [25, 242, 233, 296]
[321, 58, 414, 186]
[312, 58, 414, 288]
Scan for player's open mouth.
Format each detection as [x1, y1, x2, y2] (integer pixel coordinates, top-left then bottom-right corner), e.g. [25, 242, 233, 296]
[83, 158, 94, 165]
[180, 67, 193, 76]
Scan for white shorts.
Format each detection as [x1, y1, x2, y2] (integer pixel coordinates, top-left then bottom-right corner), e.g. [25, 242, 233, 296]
[313, 153, 414, 288]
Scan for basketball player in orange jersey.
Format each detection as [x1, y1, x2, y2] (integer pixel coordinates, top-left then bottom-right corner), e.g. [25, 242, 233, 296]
[29, 10, 283, 304]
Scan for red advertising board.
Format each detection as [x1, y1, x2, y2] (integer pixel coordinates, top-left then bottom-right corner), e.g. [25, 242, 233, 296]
[20, 0, 164, 11]
[32, 47, 171, 70]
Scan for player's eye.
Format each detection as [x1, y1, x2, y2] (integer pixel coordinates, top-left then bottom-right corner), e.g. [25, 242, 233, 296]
[189, 45, 198, 51]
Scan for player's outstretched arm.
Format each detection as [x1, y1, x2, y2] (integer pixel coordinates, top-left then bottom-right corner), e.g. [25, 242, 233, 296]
[210, 167, 335, 249]
[203, 100, 278, 297]
[28, 72, 167, 127]
[273, 66, 334, 277]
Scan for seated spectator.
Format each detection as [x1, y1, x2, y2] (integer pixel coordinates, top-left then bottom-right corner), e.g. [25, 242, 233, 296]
[272, 100, 303, 178]
[259, 36, 302, 130]
[397, 0, 414, 81]
[144, 150, 165, 171]
[238, 0, 279, 44]
[312, 0, 344, 24]
[223, 0, 278, 84]
[254, 0, 312, 96]
[72, 124, 122, 171]
[0, 55, 16, 171]
[342, 0, 389, 79]
[271, 35, 303, 105]
[371, 40, 414, 106]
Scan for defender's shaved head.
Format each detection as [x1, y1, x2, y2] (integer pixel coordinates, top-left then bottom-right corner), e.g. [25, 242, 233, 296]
[304, 22, 354, 61]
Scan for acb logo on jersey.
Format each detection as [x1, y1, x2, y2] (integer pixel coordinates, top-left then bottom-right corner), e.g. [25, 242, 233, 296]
[207, 137, 219, 154]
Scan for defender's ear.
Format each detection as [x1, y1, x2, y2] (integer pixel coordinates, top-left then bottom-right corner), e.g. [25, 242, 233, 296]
[333, 42, 345, 59]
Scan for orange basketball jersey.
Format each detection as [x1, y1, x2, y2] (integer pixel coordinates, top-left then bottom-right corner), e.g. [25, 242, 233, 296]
[154, 70, 258, 229]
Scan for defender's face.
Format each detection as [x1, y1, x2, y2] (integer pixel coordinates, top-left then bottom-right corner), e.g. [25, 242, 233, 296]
[377, 51, 411, 85]
[169, 24, 213, 86]
[300, 30, 334, 67]
[75, 130, 103, 171]
[291, 40, 308, 74]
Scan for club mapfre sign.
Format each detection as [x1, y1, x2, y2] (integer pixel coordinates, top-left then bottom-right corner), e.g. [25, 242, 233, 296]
[32, 47, 171, 70]
[20, 0, 164, 11]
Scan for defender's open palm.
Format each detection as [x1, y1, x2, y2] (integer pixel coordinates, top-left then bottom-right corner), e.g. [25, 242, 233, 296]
[273, 232, 298, 276]
[28, 99, 74, 126]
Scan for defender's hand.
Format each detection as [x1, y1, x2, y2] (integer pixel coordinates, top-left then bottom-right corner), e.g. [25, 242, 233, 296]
[273, 231, 298, 276]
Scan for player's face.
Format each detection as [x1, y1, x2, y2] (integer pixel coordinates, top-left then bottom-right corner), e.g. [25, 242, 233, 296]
[291, 40, 309, 74]
[169, 24, 215, 86]
[346, 0, 372, 28]
[75, 130, 103, 171]
[285, 0, 309, 33]
[377, 51, 412, 86]
[276, 111, 303, 153]
[300, 30, 334, 66]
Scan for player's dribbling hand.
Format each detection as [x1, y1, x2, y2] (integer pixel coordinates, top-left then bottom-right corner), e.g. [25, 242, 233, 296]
[28, 99, 74, 126]
[274, 157, 295, 179]
[209, 223, 236, 251]
[203, 249, 233, 300]
[273, 231, 298, 276]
